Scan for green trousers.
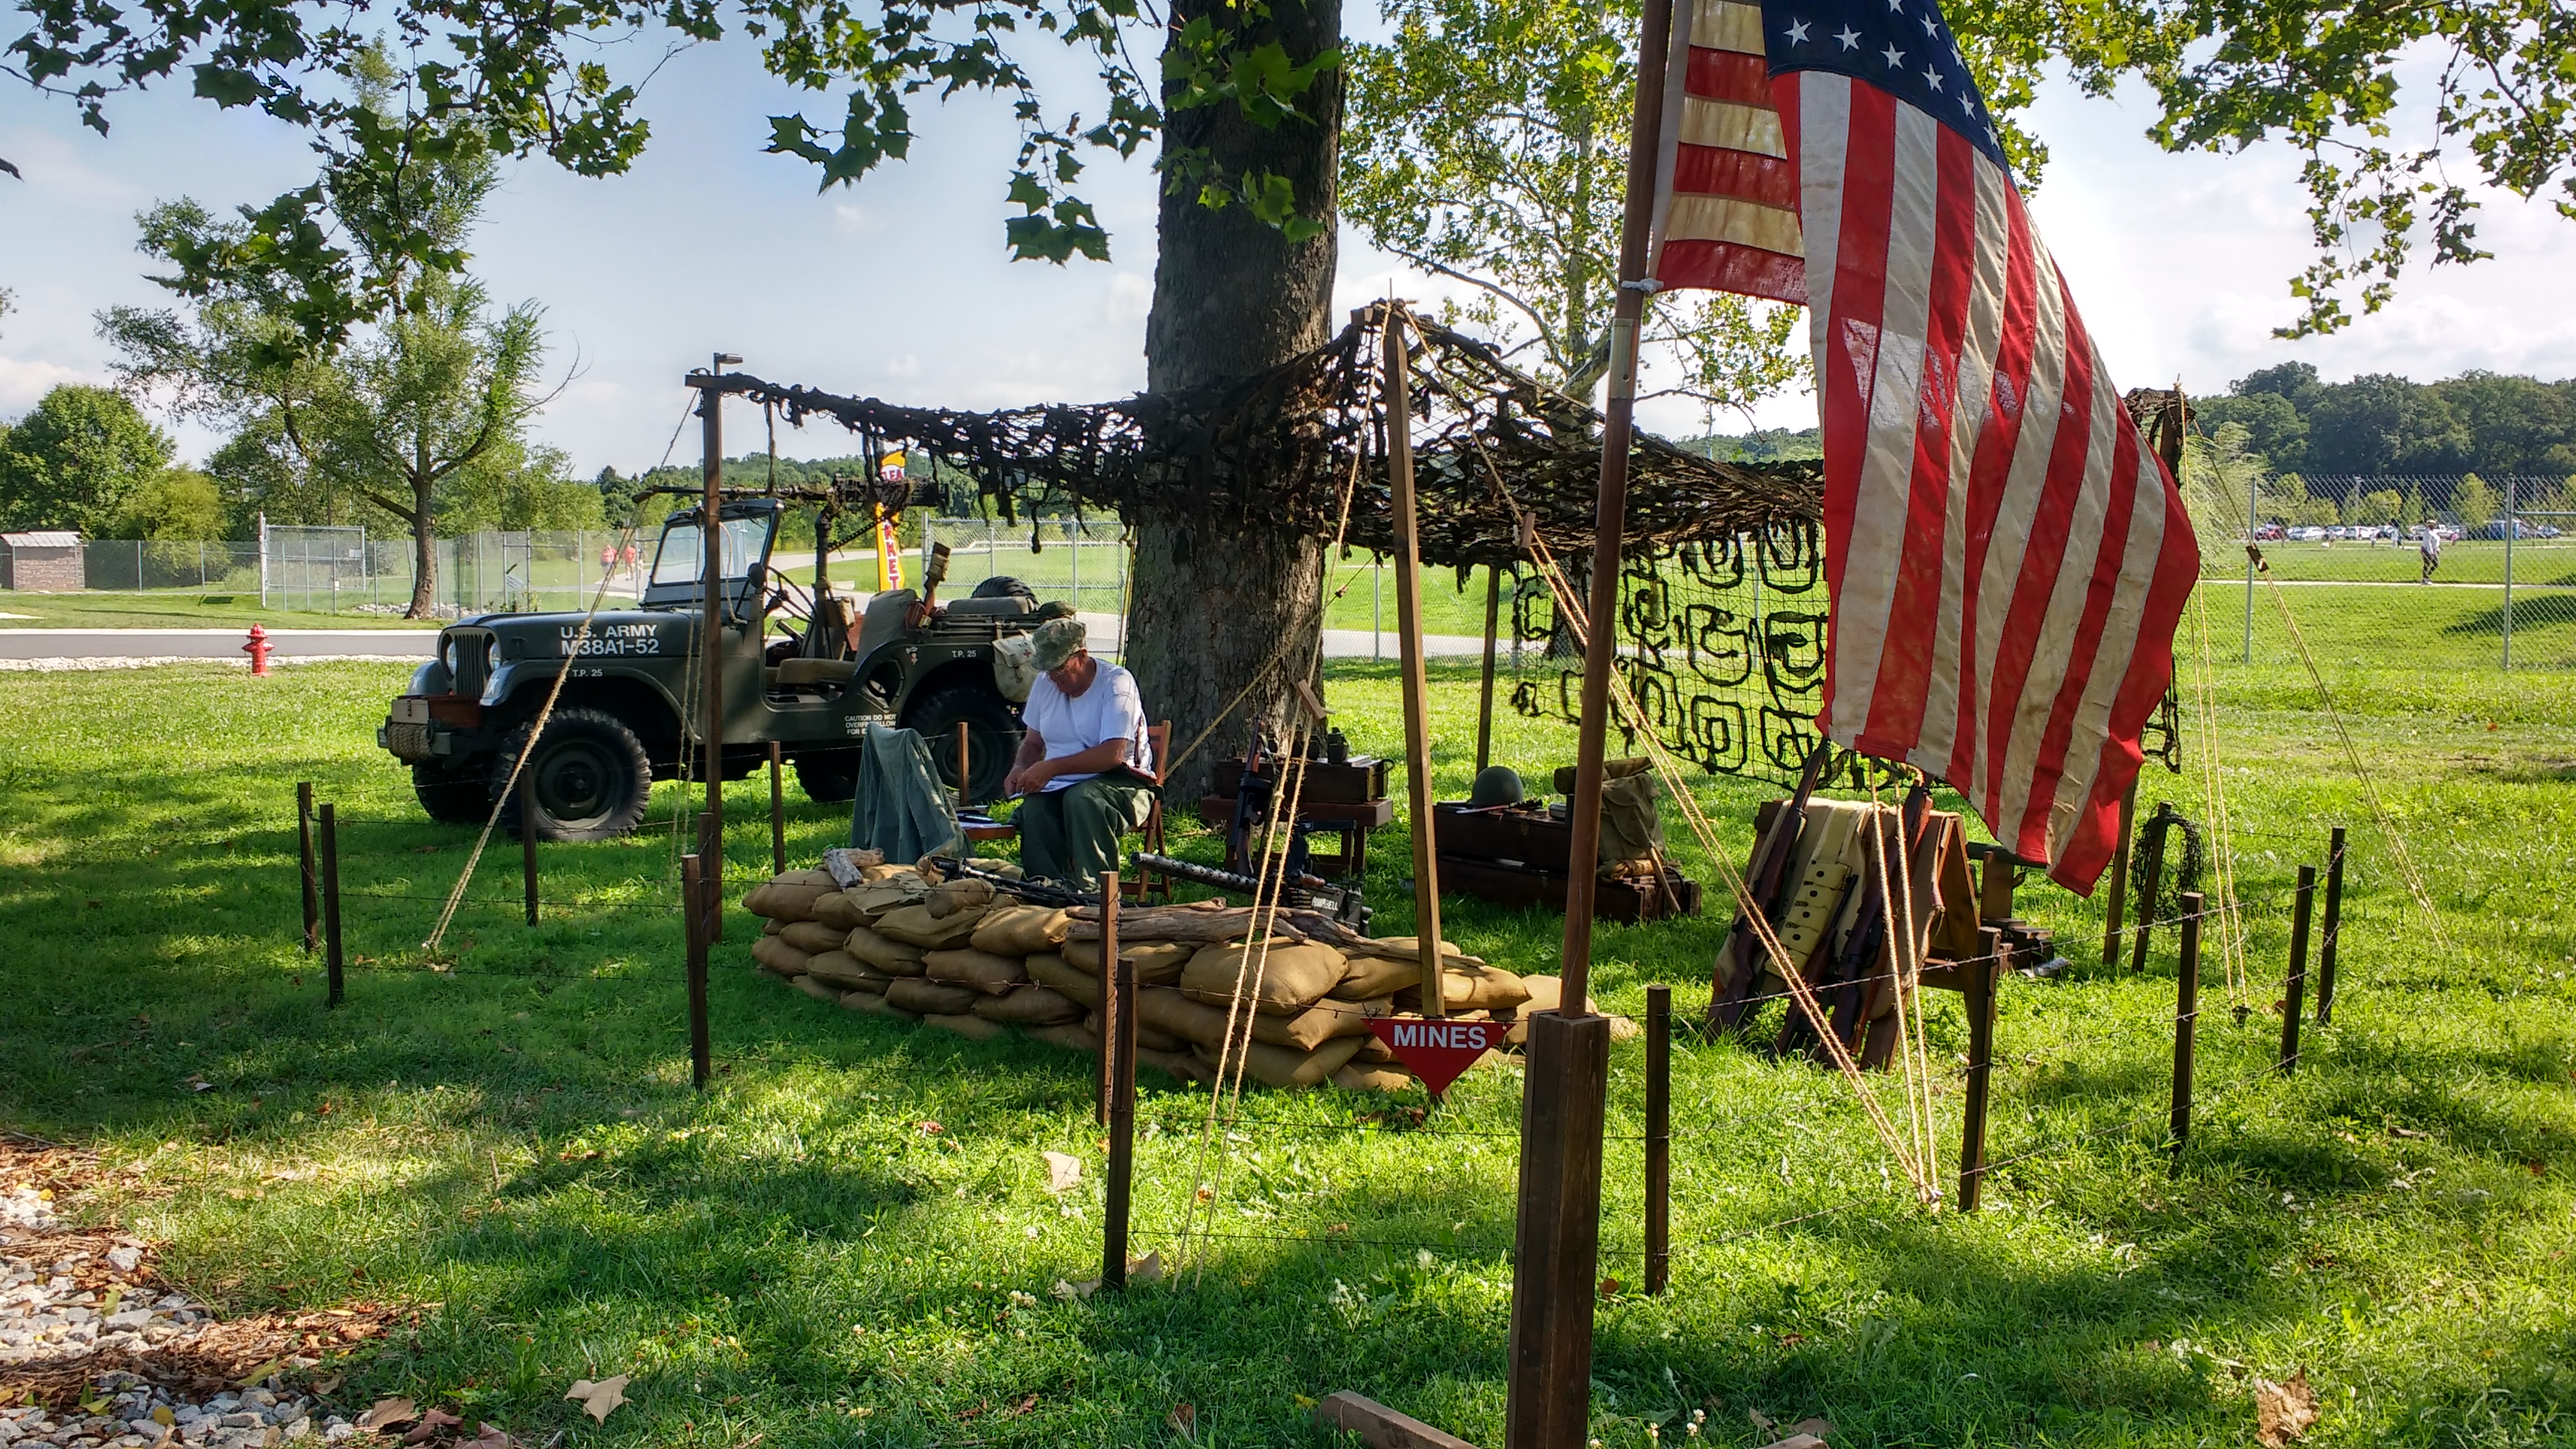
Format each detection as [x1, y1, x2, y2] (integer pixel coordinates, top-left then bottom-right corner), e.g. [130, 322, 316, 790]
[1017, 776, 1156, 894]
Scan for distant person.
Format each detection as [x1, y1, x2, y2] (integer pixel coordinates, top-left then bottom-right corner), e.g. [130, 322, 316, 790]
[1004, 618, 1157, 894]
[2419, 520, 2443, 583]
[618, 541, 638, 576]
[601, 544, 616, 577]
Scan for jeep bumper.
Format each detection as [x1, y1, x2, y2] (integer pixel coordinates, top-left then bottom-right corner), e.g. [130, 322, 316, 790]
[380, 694, 487, 763]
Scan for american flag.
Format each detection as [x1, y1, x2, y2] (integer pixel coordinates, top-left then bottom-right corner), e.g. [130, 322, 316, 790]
[1646, 0, 2200, 892]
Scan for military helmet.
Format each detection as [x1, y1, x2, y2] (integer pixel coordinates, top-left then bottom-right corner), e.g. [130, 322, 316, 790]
[1468, 765, 1526, 809]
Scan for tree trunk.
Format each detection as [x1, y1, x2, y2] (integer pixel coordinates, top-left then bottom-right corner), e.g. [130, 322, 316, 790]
[1129, 0, 1344, 801]
[406, 476, 438, 619]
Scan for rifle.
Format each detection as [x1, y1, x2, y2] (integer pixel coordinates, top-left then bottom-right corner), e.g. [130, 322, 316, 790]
[1129, 851, 1372, 931]
[1710, 741, 1835, 1034]
[925, 856, 1093, 908]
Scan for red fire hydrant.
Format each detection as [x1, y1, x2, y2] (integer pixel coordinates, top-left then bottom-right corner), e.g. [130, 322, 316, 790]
[243, 623, 273, 676]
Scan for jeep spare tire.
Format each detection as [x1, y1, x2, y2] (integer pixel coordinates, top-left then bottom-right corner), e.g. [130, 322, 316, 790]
[902, 684, 1020, 807]
[495, 707, 655, 841]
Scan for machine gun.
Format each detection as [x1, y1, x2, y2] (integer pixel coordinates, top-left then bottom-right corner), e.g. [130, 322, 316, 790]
[1129, 852, 1372, 931]
[925, 856, 1094, 908]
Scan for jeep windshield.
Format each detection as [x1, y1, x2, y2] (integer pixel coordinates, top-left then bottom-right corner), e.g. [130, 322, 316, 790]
[640, 505, 778, 611]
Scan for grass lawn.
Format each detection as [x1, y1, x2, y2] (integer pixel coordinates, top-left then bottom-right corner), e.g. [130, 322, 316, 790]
[4, 636, 2575, 1448]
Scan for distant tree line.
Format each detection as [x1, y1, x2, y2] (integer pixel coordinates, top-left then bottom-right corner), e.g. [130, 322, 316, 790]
[2196, 364, 2576, 481]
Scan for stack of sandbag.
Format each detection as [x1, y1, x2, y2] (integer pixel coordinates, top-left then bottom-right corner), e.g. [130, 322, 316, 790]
[736, 866, 1595, 1090]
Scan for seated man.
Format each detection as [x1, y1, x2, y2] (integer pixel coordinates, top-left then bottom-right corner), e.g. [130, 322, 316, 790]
[1004, 618, 1157, 893]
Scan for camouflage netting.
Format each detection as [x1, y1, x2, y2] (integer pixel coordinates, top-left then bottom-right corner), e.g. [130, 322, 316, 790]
[696, 302, 1822, 567]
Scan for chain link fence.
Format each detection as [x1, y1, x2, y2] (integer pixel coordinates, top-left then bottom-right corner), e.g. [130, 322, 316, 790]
[920, 515, 1131, 622]
[2199, 472, 2576, 671]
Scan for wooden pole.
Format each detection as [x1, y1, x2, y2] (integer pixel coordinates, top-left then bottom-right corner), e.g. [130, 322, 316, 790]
[2279, 864, 2313, 1074]
[2127, 807, 2169, 974]
[2100, 781, 2136, 968]
[2169, 891, 2201, 1173]
[518, 765, 541, 927]
[1956, 926, 2003, 1211]
[1097, 872, 1119, 1125]
[684, 853, 711, 1090]
[768, 741, 787, 877]
[297, 781, 318, 954]
[1382, 310, 1448, 1018]
[697, 356, 732, 943]
[1475, 568, 1502, 775]
[320, 802, 344, 1009]
[956, 720, 972, 811]
[1506, 0, 1673, 1430]
[2315, 825, 2346, 1026]
[1102, 871, 1136, 1291]
[1644, 983, 1671, 1295]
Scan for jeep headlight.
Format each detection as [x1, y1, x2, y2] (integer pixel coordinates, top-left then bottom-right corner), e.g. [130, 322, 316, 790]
[480, 638, 504, 704]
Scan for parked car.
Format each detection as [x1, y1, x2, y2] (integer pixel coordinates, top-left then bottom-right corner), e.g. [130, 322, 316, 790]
[2464, 519, 2562, 541]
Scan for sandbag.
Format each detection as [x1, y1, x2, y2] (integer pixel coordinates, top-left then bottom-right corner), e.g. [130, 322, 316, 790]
[1179, 939, 1348, 1014]
[1251, 995, 1391, 1052]
[1190, 1034, 1363, 1090]
[1332, 1062, 1416, 1092]
[1086, 1009, 1185, 1055]
[887, 978, 981, 1016]
[811, 892, 868, 931]
[1060, 938, 1197, 985]
[1394, 962, 1531, 1013]
[781, 920, 848, 955]
[923, 947, 1030, 996]
[743, 877, 836, 921]
[1139, 1047, 1216, 1085]
[843, 925, 929, 976]
[925, 877, 998, 918]
[970, 902, 1073, 955]
[1027, 1021, 1099, 1053]
[971, 986, 1084, 1025]
[750, 936, 810, 977]
[1351, 1032, 1396, 1064]
[804, 950, 890, 992]
[792, 974, 842, 1003]
[762, 916, 785, 936]
[1025, 952, 1103, 1010]
[840, 880, 927, 922]
[842, 990, 918, 1020]
[923, 1012, 1007, 1041]
[1138, 986, 1251, 1053]
[873, 900, 989, 949]
[1332, 936, 1471, 994]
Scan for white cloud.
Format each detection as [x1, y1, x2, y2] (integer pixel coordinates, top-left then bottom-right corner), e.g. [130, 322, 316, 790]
[831, 204, 886, 238]
[0, 356, 100, 416]
[1100, 272, 1152, 326]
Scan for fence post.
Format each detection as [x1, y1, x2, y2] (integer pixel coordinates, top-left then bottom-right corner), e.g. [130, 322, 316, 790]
[518, 768, 541, 926]
[1957, 927, 2003, 1211]
[297, 782, 319, 954]
[2504, 476, 2517, 671]
[1372, 557, 1383, 662]
[768, 741, 787, 877]
[684, 853, 711, 1090]
[320, 803, 344, 1008]
[2317, 825, 2346, 1026]
[1644, 983, 1671, 1295]
[2279, 865, 2313, 1074]
[2100, 782, 2136, 968]
[2127, 809, 2169, 974]
[1102, 872, 1136, 1290]
[2169, 892, 2201, 1174]
[1098, 872, 1121, 1125]
[2243, 470, 2257, 663]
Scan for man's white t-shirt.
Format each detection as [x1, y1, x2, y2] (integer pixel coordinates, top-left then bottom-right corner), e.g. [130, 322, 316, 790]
[1022, 661, 1154, 791]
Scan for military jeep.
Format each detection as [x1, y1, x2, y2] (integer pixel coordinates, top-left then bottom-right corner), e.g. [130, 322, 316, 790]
[378, 497, 1050, 839]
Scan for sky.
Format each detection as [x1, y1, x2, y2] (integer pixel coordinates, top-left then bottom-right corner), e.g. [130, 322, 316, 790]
[2, 27, 2571, 477]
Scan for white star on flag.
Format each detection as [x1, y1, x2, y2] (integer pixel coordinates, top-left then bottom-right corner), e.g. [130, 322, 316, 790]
[1783, 17, 1811, 42]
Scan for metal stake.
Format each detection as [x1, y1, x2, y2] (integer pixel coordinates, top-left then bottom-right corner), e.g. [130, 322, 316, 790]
[2169, 892, 2201, 1174]
[2280, 865, 2313, 1074]
[1957, 927, 2003, 1211]
[320, 803, 344, 1008]
[1644, 983, 1671, 1295]
[2317, 826, 2346, 1026]
[1476, 568, 1501, 775]
[297, 782, 318, 954]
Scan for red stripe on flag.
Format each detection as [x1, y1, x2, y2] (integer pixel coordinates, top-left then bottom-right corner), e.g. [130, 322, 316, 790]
[1981, 272, 2105, 839]
[1660, 241, 1808, 302]
[1673, 144, 1801, 210]
[1815, 81, 1899, 734]
[2015, 411, 2142, 853]
[2051, 485, 2200, 889]
[1855, 123, 1980, 758]
[1686, 46, 1775, 107]
[1943, 184, 2041, 804]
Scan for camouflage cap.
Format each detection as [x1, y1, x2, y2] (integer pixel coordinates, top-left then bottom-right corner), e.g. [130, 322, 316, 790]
[1030, 617, 1088, 672]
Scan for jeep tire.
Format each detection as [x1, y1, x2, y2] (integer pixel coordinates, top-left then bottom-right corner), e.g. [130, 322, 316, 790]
[494, 707, 656, 842]
[414, 760, 494, 824]
[902, 684, 1021, 807]
[793, 746, 863, 804]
